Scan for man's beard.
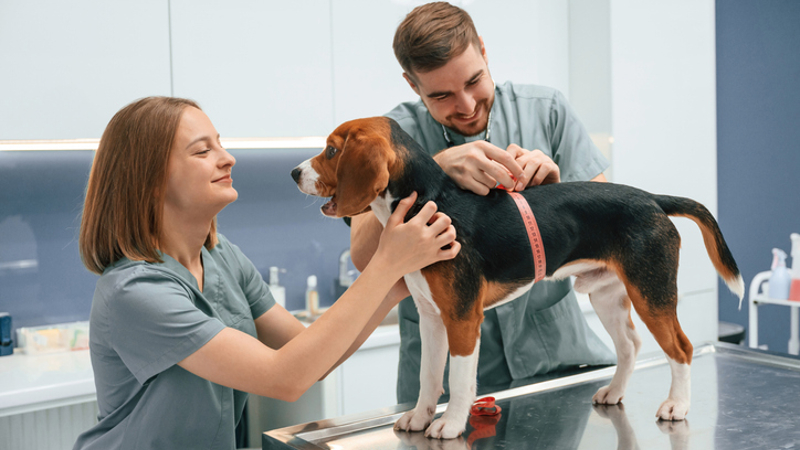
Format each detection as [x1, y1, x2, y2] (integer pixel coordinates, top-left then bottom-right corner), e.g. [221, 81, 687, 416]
[445, 100, 490, 137]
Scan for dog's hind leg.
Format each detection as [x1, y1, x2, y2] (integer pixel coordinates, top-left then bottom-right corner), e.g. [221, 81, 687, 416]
[394, 308, 449, 432]
[577, 269, 642, 405]
[634, 303, 692, 421]
[616, 223, 692, 421]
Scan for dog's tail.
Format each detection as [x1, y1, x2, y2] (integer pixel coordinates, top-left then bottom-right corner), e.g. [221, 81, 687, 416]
[654, 195, 745, 304]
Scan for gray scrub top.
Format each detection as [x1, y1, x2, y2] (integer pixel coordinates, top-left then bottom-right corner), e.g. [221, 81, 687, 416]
[73, 234, 275, 450]
[385, 81, 616, 403]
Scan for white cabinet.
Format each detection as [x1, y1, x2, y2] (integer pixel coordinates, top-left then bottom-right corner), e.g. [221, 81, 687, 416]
[246, 324, 400, 441]
[0, 0, 172, 140]
[330, 0, 571, 123]
[169, 0, 334, 138]
[580, 290, 718, 357]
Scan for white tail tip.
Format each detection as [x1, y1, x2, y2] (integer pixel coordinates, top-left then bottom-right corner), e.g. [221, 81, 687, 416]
[729, 274, 745, 310]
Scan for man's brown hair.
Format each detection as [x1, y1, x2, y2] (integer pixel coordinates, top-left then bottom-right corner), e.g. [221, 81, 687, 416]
[80, 96, 218, 275]
[392, 2, 482, 78]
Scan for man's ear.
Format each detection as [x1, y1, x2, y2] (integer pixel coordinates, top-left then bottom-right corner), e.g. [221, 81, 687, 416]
[334, 133, 395, 217]
[402, 73, 420, 95]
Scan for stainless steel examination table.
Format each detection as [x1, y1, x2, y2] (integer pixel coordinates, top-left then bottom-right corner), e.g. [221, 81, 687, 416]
[262, 343, 800, 449]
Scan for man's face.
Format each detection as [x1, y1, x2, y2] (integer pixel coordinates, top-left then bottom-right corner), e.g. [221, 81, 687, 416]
[405, 41, 494, 137]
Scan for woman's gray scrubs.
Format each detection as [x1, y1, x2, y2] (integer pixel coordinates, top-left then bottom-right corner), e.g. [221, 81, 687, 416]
[73, 234, 275, 450]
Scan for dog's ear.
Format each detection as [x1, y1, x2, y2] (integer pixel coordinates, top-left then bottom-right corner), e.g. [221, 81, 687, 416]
[335, 131, 395, 217]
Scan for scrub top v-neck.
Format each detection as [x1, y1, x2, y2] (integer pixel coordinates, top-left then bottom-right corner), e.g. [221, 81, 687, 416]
[74, 234, 275, 450]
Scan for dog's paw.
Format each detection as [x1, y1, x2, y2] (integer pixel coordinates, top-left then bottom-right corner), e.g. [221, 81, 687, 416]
[394, 406, 435, 432]
[424, 415, 465, 439]
[592, 384, 625, 405]
[656, 417, 690, 434]
[656, 398, 689, 421]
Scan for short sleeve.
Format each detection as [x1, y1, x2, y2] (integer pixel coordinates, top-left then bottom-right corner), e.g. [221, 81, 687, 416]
[103, 268, 226, 385]
[219, 236, 276, 319]
[548, 90, 610, 182]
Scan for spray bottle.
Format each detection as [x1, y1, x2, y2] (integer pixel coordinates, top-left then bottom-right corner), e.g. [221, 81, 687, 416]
[789, 233, 800, 301]
[768, 248, 791, 300]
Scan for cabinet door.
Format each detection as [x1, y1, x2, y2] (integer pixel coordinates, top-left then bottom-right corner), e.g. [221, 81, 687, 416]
[583, 290, 718, 357]
[170, 0, 333, 138]
[0, 0, 171, 139]
[609, 0, 718, 295]
[339, 343, 400, 416]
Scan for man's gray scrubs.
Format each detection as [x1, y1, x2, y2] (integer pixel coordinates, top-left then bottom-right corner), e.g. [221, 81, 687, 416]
[73, 234, 275, 450]
[385, 81, 616, 403]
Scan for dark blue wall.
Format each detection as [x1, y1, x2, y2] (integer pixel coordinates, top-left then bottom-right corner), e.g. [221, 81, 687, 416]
[0, 148, 352, 334]
[717, 1, 800, 352]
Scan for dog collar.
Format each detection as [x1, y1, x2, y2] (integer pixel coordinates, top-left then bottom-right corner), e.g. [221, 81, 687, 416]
[508, 192, 546, 282]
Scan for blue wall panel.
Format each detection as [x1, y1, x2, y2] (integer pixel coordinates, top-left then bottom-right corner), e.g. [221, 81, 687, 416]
[716, 0, 800, 352]
[0, 148, 352, 334]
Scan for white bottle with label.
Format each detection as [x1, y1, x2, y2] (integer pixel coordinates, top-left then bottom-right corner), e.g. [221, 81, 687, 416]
[306, 275, 319, 316]
[268, 266, 286, 308]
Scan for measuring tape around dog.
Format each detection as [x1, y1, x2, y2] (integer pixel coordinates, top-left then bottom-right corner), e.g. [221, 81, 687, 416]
[508, 192, 546, 282]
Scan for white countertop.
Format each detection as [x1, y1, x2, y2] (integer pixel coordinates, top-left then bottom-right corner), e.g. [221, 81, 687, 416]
[0, 349, 95, 417]
[0, 323, 400, 418]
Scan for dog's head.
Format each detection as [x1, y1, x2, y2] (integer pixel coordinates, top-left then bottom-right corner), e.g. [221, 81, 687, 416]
[291, 117, 399, 218]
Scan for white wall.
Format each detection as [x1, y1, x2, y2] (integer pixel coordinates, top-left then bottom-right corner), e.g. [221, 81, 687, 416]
[568, 0, 719, 354]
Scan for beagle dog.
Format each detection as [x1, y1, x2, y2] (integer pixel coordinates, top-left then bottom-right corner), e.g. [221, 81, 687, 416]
[291, 117, 743, 439]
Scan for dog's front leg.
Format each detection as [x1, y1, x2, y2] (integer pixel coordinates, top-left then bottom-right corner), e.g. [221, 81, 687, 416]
[425, 335, 480, 439]
[394, 307, 448, 432]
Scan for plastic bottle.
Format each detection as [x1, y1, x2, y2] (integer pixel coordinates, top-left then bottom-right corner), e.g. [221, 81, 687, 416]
[768, 248, 791, 300]
[268, 266, 286, 308]
[789, 233, 800, 301]
[306, 275, 319, 316]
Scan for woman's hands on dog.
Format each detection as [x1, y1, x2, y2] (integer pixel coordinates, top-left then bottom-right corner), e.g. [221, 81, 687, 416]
[433, 141, 559, 195]
[374, 192, 461, 280]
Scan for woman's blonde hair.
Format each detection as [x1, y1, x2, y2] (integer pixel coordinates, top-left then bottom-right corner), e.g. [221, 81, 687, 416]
[80, 96, 218, 275]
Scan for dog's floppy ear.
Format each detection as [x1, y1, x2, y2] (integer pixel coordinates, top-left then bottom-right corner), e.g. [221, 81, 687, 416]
[335, 131, 395, 217]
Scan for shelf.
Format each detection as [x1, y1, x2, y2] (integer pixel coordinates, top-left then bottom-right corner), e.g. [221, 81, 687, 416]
[752, 295, 800, 307]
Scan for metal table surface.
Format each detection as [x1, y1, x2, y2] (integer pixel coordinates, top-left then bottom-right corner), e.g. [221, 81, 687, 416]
[262, 343, 800, 449]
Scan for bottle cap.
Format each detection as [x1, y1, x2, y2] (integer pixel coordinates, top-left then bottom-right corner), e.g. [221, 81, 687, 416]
[307, 275, 317, 288]
[269, 266, 279, 286]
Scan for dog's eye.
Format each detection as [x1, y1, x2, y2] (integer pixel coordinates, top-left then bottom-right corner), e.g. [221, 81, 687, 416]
[325, 146, 338, 159]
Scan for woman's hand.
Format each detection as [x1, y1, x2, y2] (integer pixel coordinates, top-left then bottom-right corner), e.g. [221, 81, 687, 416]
[373, 192, 461, 279]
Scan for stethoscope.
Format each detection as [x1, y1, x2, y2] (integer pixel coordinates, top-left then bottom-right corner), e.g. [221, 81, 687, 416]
[442, 80, 496, 148]
[442, 108, 493, 148]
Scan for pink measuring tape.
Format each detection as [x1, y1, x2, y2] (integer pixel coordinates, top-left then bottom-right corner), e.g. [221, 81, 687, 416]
[508, 192, 546, 282]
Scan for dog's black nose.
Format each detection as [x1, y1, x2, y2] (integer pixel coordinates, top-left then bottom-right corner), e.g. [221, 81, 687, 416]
[291, 167, 302, 183]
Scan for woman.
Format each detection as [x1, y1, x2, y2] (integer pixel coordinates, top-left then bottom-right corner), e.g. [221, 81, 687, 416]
[74, 97, 460, 449]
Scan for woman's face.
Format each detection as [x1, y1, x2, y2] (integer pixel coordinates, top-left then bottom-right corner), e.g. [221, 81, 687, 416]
[164, 107, 238, 218]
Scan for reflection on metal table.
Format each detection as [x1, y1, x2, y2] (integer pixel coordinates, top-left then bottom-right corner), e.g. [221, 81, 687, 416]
[262, 342, 800, 449]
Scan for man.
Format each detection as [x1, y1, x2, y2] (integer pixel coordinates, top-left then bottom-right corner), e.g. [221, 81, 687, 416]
[350, 1, 615, 404]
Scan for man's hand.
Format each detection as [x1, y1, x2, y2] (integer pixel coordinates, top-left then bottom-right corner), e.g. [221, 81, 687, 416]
[433, 141, 525, 195]
[506, 144, 560, 187]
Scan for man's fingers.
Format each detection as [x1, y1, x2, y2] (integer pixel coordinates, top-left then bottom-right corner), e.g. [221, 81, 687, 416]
[529, 161, 560, 186]
[477, 160, 514, 190]
[479, 143, 525, 179]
